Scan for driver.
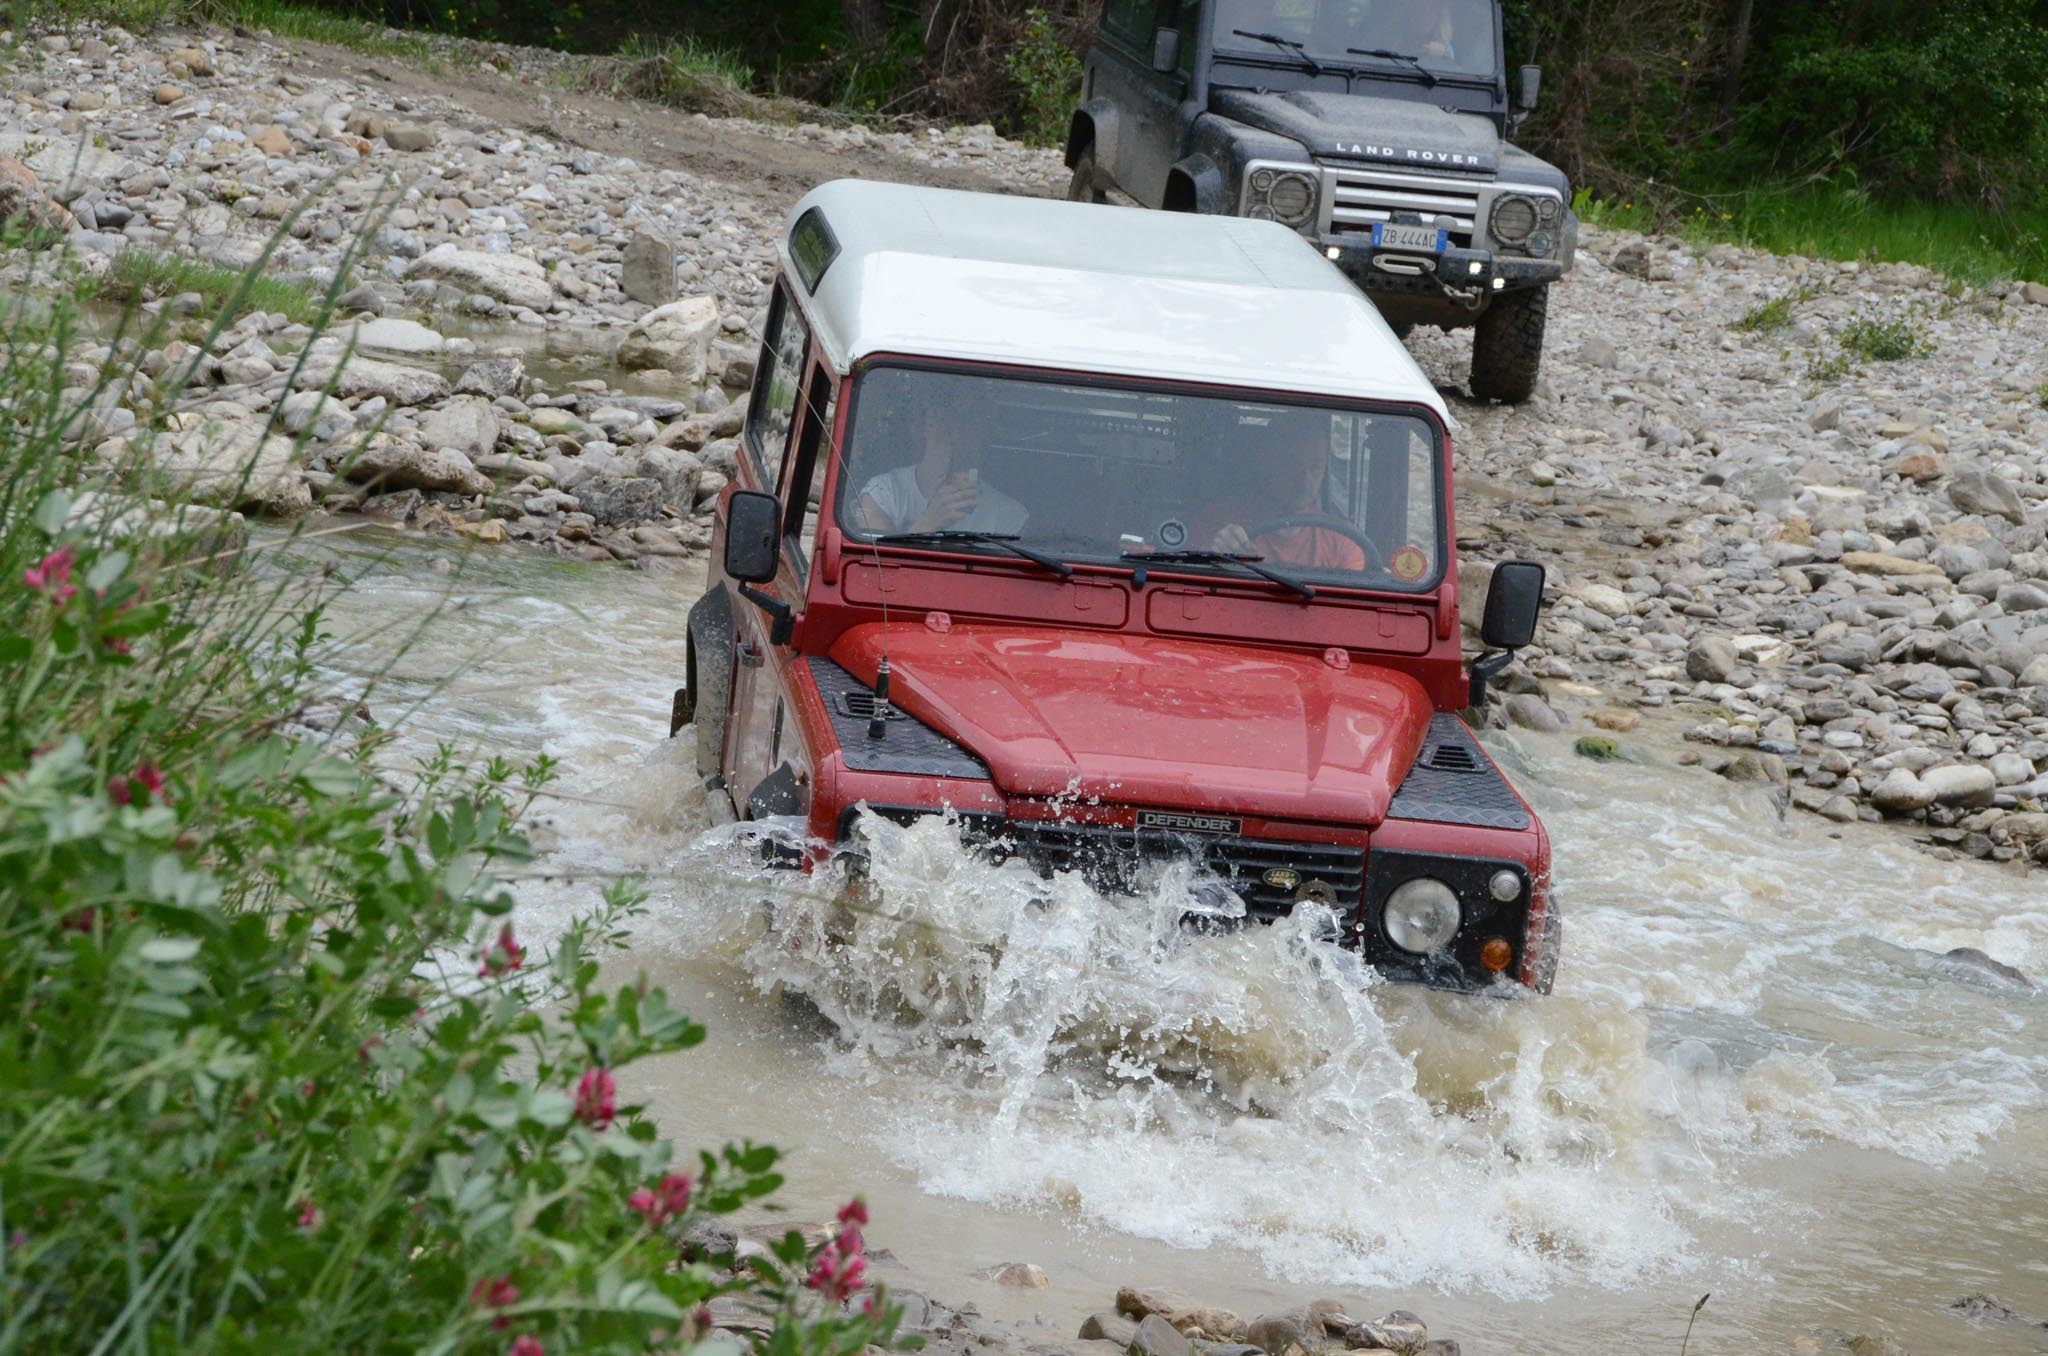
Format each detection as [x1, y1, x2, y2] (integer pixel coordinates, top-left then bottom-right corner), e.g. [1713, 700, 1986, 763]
[1403, 0, 1463, 63]
[1201, 421, 1366, 571]
[854, 399, 1028, 535]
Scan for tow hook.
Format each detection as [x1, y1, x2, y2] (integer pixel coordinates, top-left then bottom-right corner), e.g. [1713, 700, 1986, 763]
[1443, 281, 1487, 312]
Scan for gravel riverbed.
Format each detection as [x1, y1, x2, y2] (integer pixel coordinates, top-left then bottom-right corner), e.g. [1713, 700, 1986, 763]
[2, 19, 2044, 864]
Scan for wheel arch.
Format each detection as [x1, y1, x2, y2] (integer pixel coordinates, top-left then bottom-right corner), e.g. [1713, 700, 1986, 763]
[1164, 152, 1227, 214]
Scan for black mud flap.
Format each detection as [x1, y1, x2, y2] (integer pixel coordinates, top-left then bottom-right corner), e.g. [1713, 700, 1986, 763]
[669, 686, 692, 737]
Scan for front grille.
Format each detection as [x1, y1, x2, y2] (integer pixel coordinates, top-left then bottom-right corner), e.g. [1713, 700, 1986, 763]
[1327, 167, 1481, 247]
[981, 822, 1365, 922]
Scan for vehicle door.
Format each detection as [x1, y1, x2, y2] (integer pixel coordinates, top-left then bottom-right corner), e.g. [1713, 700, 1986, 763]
[1089, 0, 1185, 205]
[725, 282, 815, 814]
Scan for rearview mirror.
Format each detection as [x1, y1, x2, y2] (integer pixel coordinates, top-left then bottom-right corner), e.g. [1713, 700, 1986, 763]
[1481, 560, 1545, 650]
[1151, 27, 1181, 73]
[724, 490, 781, 584]
[1515, 64, 1542, 113]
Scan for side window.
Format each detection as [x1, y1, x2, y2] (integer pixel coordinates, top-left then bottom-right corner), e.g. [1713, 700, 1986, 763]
[1101, 0, 1154, 45]
[780, 368, 835, 587]
[745, 285, 811, 492]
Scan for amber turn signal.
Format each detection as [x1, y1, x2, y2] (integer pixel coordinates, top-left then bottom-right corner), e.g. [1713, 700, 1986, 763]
[1479, 938, 1514, 973]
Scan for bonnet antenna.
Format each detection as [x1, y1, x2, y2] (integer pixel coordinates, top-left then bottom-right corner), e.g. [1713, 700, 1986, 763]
[868, 655, 892, 740]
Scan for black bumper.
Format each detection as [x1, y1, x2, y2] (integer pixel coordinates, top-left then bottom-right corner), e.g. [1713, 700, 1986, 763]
[1321, 235, 1564, 299]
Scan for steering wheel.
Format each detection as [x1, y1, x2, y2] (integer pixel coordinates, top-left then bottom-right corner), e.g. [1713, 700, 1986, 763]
[1241, 514, 1382, 566]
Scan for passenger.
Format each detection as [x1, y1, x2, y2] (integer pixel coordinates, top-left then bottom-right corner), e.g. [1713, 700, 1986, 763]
[1201, 423, 1367, 571]
[855, 400, 1028, 535]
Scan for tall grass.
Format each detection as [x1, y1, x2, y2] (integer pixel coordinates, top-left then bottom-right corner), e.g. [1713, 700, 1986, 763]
[1578, 181, 2048, 285]
[0, 226, 905, 1353]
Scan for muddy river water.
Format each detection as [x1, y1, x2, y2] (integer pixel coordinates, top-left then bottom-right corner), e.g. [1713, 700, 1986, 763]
[293, 526, 2048, 1355]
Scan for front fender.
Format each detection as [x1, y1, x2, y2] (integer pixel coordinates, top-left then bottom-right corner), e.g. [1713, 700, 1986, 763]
[1164, 151, 1229, 214]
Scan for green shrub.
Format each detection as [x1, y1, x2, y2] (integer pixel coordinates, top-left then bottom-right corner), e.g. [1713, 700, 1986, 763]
[1005, 8, 1081, 147]
[1840, 309, 1933, 362]
[0, 253, 903, 1354]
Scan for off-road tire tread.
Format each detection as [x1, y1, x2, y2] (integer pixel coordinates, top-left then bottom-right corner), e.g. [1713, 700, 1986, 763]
[1470, 284, 1549, 404]
[1067, 148, 1106, 205]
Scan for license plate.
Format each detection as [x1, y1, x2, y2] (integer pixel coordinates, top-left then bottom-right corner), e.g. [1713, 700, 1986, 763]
[1372, 222, 1447, 253]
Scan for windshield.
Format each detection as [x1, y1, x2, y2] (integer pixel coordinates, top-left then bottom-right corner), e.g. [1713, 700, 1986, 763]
[836, 366, 1446, 594]
[1214, 0, 1498, 79]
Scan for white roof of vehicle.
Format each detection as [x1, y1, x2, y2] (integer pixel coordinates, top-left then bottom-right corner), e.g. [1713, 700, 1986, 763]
[781, 180, 1449, 420]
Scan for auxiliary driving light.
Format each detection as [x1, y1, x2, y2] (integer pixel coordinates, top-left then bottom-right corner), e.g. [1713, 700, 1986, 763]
[1489, 869, 1523, 902]
[1327, 246, 1342, 260]
[1480, 938, 1514, 973]
[1384, 877, 1461, 954]
[1468, 260, 1483, 276]
[1492, 277, 1506, 290]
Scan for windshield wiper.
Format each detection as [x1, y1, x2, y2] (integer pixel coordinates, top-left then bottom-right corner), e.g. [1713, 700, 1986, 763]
[1231, 29, 1324, 76]
[1345, 47, 1438, 86]
[1120, 549, 1316, 601]
[872, 530, 1073, 580]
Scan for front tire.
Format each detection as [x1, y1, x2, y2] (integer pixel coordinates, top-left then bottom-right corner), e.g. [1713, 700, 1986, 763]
[1469, 283, 1549, 403]
[1067, 148, 1107, 204]
[686, 633, 732, 779]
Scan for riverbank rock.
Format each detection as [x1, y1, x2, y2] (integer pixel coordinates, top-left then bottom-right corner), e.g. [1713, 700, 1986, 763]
[153, 419, 309, 516]
[296, 352, 450, 406]
[622, 230, 677, 306]
[0, 154, 76, 237]
[406, 245, 554, 311]
[1115, 1287, 1244, 1339]
[343, 437, 490, 496]
[1933, 947, 2033, 991]
[617, 295, 720, 380]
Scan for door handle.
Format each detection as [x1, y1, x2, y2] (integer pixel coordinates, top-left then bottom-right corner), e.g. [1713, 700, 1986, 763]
[737, 639, 763, 668]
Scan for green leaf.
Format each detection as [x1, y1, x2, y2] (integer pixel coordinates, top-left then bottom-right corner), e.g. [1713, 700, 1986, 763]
[33, 489, 70, 536]
[138, 936, 201, 963]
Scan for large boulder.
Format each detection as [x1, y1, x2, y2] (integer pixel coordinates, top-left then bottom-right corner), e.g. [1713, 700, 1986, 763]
[575, 476, 663, 527]
[294, 351, 449, 406]
[152, 419, 309, 516]
[419, 396, 502, 459]
[1949, 470, 2027, 525]
[616, 296, 719, 381]
[0, 155, 77, 237]
[350, 316, 446, 357]
[342, 437, 490, 496]
[621, 231, 676, 306]
[405, 245, 554, 311]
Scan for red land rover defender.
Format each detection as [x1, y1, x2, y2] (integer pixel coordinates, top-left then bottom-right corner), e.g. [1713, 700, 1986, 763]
[676, 180, 1557, 993]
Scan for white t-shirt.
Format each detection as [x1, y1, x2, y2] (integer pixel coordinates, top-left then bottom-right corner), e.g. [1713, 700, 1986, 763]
[858, 464, 1028, 534]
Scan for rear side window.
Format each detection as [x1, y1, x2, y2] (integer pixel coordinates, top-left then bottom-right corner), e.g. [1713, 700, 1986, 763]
[745, 287, 811, 492]
[1102, 0, 1155, 43]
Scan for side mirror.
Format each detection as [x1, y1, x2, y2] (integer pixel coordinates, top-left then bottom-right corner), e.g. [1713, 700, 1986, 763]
[1514, 64, 1542, 113]
[1481, 560, 1545, 650]
[724, 489, 780, 584]
[1151, 27, 1181, 73]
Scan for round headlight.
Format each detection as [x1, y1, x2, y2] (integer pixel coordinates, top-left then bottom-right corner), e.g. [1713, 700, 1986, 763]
[1527, 230, 1554, 257]
[1246, 204, 1276, 221]
[1251, 168, 1276, 193]
[1384, 877, 1462, 954]
[1489, 869, 1524, 902]
[1491, 195, 1538, 245]
[1268, 172, 1316, 226]
[1537, 196, 1561, 222]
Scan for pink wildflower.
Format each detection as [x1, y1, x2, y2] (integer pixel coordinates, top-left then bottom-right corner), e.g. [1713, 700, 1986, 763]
[470, 1276, 520, 1330]
[108, 763, 167, 808]
[573, 1067, 616, 1131]
[294, 1198, 321, 1232]
[477, 922, 525, 978]
[627, 1172, 693, 1228]
[508, 1337, 544, 1356]
[806, 1204, 870, 1304]
[23, 548, 76, 603]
